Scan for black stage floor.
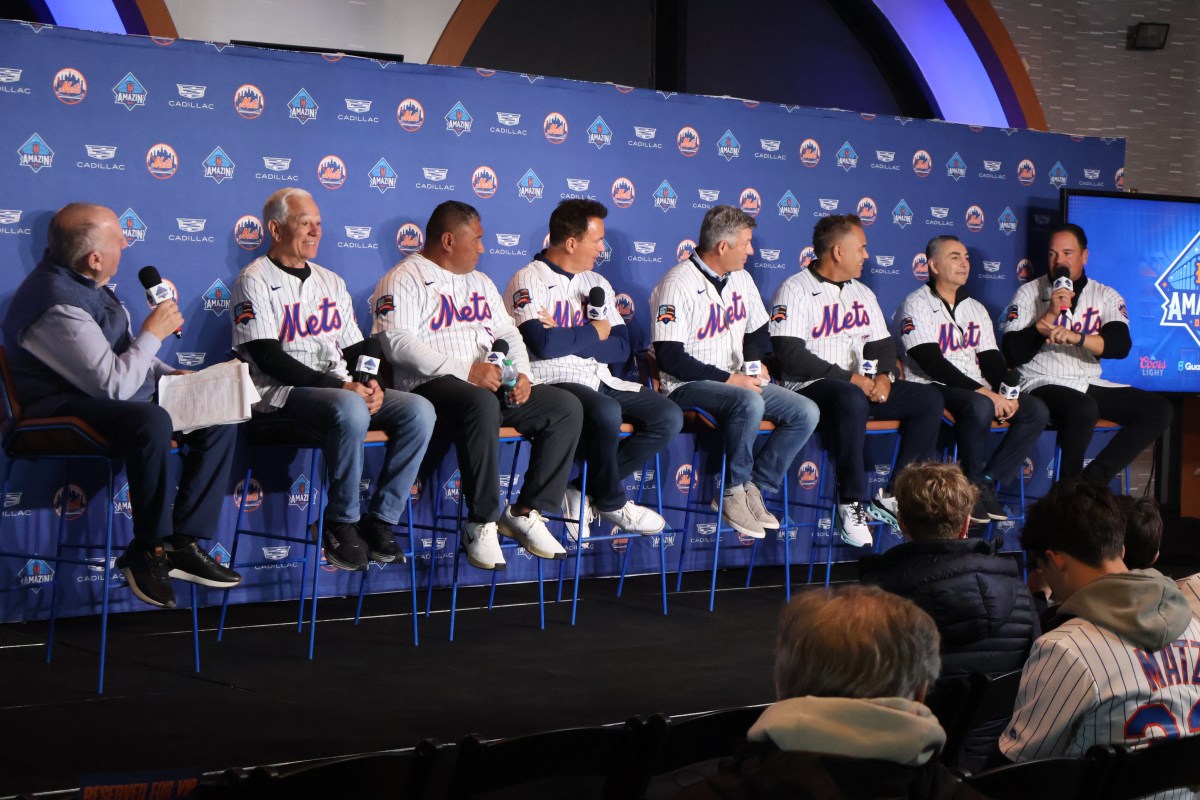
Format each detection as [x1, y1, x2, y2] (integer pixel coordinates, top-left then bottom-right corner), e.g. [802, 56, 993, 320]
[0, 567, 827, 797]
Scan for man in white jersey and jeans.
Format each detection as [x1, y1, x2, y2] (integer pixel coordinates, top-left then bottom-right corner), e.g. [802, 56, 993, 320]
[1000, 223, 1172, 486]
[231, 189, 436, 571]
[771, 215, 942, 548]
[897, 235, 1049, 524]
[650, 205, 819, 539]
[505, 199, 681, 537]
[371, 200, 581, 571]
[999, 481, 1200, 781]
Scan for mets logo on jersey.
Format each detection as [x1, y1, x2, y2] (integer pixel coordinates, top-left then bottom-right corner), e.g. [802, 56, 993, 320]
[1017, 159, 1036, 186]
[677, 126, 700, 156]
[799, 247, 817, 268]
[615, 293, 635, 320]
[912, 254, 929, 281]
[374, 294, 395, 316]
[146, 143, 178, 179]
[612, 177, 635, 209]
[235, 215, 264, 250]
[112, 72, 147, 110]
[653, 180, 678, 213]
[18, 133, 54, 173]
[288, 89, 319, 124]
[512, 289, 532, 310]
[118, 209, 147, 246]
[946, 152, 967, 181]
[998, 207, 1018, 236]
[445, 101, 473, 136]
[396, 223, 424, 254]
[739, 188, 762, 217]
[965, 205, 985, 233]
[771, 304, 788, 323]
[912, 149, 932, 178]
[777, 191, 801, 222]
[836, 141, 858, 172]
[234, 84, 265, 119]
[1004, 304, 1020, 322]
[1016, 259, 1032, 282]
[716, 130, 741, 161]
[856, 197, 878, 226]
[543, 112, 568, 143]
[892, 199, 913, 228]
[657, 304, 676, 324]
[234, 301, 256, 326]
[674, 464, 694, 494]
[1155, 235, 1200, 346]
[368, 158, 397, 193]
[318, 155, 346, 189]
[677, 240, 697, 262]
[472, 166, 498, 199]
[798, 461, 819, 490]
[900, 316, 915, 335]
[1049, 161, 1068, 188]
[587, 116, 613, 149]
[517, 169, 545, 203]
[203, 146, 236, 183]
[396, 98, 424, 131]
[799, 138, 821, 167]
[52, 68, 86, 104]
[204, 279, 231, 316]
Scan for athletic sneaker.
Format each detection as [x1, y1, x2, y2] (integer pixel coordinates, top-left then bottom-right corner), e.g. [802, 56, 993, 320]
[562, 486, 595, 541]
[744, 483, 781, 530]
[498, 506, 566, 560]
[868, 488, 900, 528]
[711, 490, 766, 539]
[837, 502, 874, 548]
[598, 501, 666, 535]
[978, 482, 1008, 521]
[116, 544, 176, 608]
[462, 521, 506, 570]
[312, 519, 368, 571]
[969, 497, 991, 525]
[359, 516, 402, 563]
[163, 540, 242, 588]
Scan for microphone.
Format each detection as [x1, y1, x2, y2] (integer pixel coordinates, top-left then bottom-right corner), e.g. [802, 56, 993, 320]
[999, 370, 1021, 400]
[859, 359, 878, 377]
[485, 338, 509, 366]
[1051, 267, 1073, 312]
[354, 338, 381, 385]
[587, 286, 608, 321]
[138, 266, 182, 339]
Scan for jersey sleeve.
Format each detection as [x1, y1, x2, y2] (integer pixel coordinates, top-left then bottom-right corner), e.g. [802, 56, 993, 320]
[333, 274, 364, 349]
[999, 636, 1098, 760]
[744, 280, 770, 331]
[864, 290, 890, 341]
[1099, 285, 1129, 327]
[899, 294, 939, 350]
[650, 278, 690, 344]
[231, 268, 280, 346]
[768, 278, 809, 340]
[975, 302, 1000, 353]
[505, 267, 551, 327]
[1001, 284, 1040, 334]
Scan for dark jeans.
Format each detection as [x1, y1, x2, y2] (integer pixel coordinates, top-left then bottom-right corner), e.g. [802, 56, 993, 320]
[798, 378, 943, 501]
[1031, 383, 1173, 485]
[413, 376, 583, 523]
[555, 383, 683, 511]
[53, 397, 237, 550]
[937, 384, 1050, 485]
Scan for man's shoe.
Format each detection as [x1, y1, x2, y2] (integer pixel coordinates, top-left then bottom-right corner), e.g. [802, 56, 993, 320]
[744, 483, 781, 530]
[116, 544, 176, 608]
[462, 521, 506, 570]
[711, 491, 766, 539]
[164, 540, 242, 588]
[562, 486, 595, 542]
[836, 502, 874, 548]
[498, 506, 566, 560]
[979, 482, 1008, 521]
[359, 516, 402, 563]
[867, 488, 900, 528]
[311, 519, 368, 571]
[597, 501, 666, 535]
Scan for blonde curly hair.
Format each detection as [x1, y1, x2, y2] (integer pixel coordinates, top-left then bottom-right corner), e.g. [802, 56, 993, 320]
[893, 461, 977, 541]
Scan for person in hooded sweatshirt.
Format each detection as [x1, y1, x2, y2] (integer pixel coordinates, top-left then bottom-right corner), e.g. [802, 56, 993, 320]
[676, 585, 984, 800]
[999, 481, 1200, 766]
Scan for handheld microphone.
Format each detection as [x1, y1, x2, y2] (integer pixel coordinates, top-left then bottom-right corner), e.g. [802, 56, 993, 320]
[999, 370, 1021, 400]
[587, 286, 607, 321]
[486, 338, 509, 366]
[354, 338, 382, 385]
[1051, 267, 1073, 312]
[138, 266, 182, 339]
[742, 360, 762, 377]
[859, 359, 878, 377]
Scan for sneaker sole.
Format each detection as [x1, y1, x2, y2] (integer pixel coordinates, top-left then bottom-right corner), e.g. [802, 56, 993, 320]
[987, 512, 1009, 521]
[866, 504, 899, 528]
[597, 514, 667, 536]
[120, 566, 176, 608]
[720, 514, 766, 539]
[968, 515, 991, 525]
[367, 551, 399, 564]
[464, 552, 507, 571]
[837, 528, 873, 548]
[496, 526, 566, 560]
[755, 517, 782, 530]
[322, 550, 368, 571]
[167, 568, 241, 588]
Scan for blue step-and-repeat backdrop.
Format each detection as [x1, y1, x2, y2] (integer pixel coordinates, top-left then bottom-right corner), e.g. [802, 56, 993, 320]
[0, 19, 1125, 622]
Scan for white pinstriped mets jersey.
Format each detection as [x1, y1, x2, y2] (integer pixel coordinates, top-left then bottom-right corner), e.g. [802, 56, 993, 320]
[370, 252, 530, 392]
[897, 285, 997, 386]
[504, 259, 640, 392]
[1000, 274, 1128, 393]
[231, 256, 362, 411]
[649, 259, 769, 395]
[769, 267, 889, 390]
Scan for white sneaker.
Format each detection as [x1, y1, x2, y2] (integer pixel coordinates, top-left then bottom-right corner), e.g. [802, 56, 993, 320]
[744, 484, 781, 530]
[868, 489, 900, 529]
[598, 501, 666, 535]
[498, 506, 566, 560]
[562, 486, 595, 541]
[837, 502, 874, 548]
[462, 521, 506, 570]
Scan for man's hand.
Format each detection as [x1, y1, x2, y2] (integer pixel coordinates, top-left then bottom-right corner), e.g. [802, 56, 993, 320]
[1046, 324, 1082, 347]
[537, 307, 556, 328]
[726, 373, 763, 393]
[511, 373, 532, 404]
[979, 388, 1018, 422]
[757, 363, 772, 384]
[143, 299, 183, 341]
[590, 319, 611, 341]
[1050, 285, 1074, 313]
[850, 373, 874, 397]
[468, 362, 502, 391]
[868, 374, 892, 403]
[342, 378, 383, 414]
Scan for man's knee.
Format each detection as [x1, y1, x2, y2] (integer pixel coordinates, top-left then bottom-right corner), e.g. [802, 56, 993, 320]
[322, 391, 371, 436]
[651, 396, 685, 437]
[538, 386, 584, 429]
[388, 391, 437, 437]
[439, 383, 501, 429]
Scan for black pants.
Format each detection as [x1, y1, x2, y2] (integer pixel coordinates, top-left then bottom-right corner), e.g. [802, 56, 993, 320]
[936, 384, 1050, 486]
[413, 376, 583, 523]
[1031, 383, 1173, 485]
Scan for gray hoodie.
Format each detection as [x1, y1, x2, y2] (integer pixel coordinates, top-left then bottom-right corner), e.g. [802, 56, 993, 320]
[1058, 568, 1192, 650]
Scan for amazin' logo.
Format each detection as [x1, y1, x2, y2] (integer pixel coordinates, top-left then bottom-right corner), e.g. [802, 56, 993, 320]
[517, 169, 544, 203]
[1156, 231, 1200, 347]
[203, 146, 235, 183]
[1049, 160, 1068, 188]
[288, 88, 319, 123]
[653, 180, 677, 212]
[289, 475, 312, 511]
[836, 141, 858, 172]
[18, 133, 53, 172]
[946, 152, 967, 181]
[112, 72, 147, 109]
[778, 190, 800, 221]
[235, 215, 264, 250]
[397, 98, 424, 131]
[204, 280, 231, 316]
[543, 112, 568, 143]
[677, 126, 700, 156]
[113, 484, 133, 518]
[118, 208, 147, 245]
[429, 292, 492, 332]
[278, 298, 343, 342]
[396, 222, 424, 254]
[716, 130, 740, 161]
[368, 157, 397, 193]
[998, 207, 1018, 236]
[234, 84, 264, 118]
[19, 559, 54, 588]
[445, 101, 472, 135]
[53, 68, 86, 104]
[892, 199, 913, 228]
[588, 116, 613, 149]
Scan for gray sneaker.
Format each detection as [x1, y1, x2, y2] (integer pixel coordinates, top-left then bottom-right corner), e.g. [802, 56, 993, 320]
[744, 484, 781, 530]
[711, 490, 766, 539]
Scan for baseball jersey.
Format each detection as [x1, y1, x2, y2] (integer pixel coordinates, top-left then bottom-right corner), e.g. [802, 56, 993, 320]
[649, 258, 769, 395]
[503, 259, 641, 392]
[769, 267, 890, 390]
[1000, 274, 1128, 393]
[897, 285, 997, 386]
[371, 252, 530, 392]
[231, 256, 362, 411]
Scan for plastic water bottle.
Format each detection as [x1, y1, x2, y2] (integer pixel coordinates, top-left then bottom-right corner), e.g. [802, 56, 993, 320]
[500, 358, 519, 406]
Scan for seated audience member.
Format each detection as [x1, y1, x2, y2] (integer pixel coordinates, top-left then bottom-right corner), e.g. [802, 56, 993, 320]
[1119, 494, 1161, 570]
[677, 585, 984, 800]
[999, 482, 1200, 763]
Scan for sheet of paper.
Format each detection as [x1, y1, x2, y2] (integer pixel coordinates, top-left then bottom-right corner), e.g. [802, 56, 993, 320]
[157, 360, 260, 433]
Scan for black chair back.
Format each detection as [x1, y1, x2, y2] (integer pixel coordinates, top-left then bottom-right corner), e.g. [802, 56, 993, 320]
[1091, 735, 1200, 800]
[630, 706, 768, 798]
[244, 741, 439, 800]
[967, 755, 1104, 800]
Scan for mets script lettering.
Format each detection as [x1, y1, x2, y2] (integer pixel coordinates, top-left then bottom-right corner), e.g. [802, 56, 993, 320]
[279, 299, 342, 342]
[938, 322, 981, 353]
[811, 302, 870, 339]
[430, 292, 492, 331]
[552, 300, 587, 328]
[1055, 307, 1102, 335]
[697, 292, 747, 340]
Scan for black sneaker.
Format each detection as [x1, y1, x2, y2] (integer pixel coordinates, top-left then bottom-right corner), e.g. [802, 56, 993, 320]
[979, 482, 1008, 521]
[359, 516, 402, 563]
[969, 497, 991, 525]
[311, 519, 368, 571]
[164, 540, 242, 588]
[116, 544, 176, 608]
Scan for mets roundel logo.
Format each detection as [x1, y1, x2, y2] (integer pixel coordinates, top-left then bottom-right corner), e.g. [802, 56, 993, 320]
[1017, 159, 1036, 186]
[234, 84, 265, 119]
[912, 149, 932, 178]
[1115, 166, 1125, 190]
[799, 247, 817, 268]
[472, 166, 498, 199]
[614, 293, 635, 320]
[674, 464, 694, 494]
[1021, 457, 1034, 484]
[543, 112, 568, 144]
[965, 205, 985, 233]
[396, 222, 424, 254]
[146, 143, 178, 179]
[118, 208, 147, 246]
[234, 215, 265, 251]
[912, 253, 929, 281]
[233, 478, 263, 512]
[317, 155, 346, 189]
[799, 138, 821, 167]
[677, 239, 697, 262]
[397, 98, 424, 132]
[739, 188, 762, 217]
[1016, 258, 1032, 282]
[798, 461, 819, 491]
[611, 177, 635, 209]
[53, 68, 86, 104]
[677, 126, 700, 156]
[54, 483, 87, 521]
[856, 197, 877, 226]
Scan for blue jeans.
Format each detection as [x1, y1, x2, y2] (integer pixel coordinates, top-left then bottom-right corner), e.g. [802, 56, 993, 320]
[937, 384, 1050, 485]
[667, 381, 819, 491]
[273, 387, 436, 524]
